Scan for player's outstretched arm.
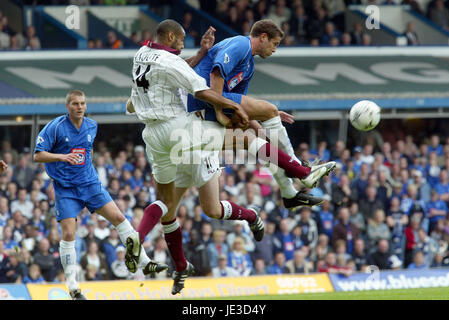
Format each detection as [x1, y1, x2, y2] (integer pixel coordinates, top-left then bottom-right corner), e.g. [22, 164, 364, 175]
[194, 89, 249, 129]
[185, 26, 216, 68]
[34, 151, 80, 165]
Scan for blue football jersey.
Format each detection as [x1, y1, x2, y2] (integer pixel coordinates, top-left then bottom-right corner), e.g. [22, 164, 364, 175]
[34, 115, 99, 188]
[187, 35, 255, 112]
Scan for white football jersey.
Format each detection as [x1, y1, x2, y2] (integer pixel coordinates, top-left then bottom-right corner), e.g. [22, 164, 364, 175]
[130, 45, 209, 121]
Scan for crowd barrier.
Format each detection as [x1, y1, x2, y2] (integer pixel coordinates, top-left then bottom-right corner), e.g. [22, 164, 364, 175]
[1, 268, 448, 300]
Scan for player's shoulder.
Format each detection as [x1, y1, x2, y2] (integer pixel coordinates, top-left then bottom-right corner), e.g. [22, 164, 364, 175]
[44, 115, 68, 130]
[84, 117, 98, 128]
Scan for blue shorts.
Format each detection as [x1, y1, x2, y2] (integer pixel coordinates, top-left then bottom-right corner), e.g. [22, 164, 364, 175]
[53, 181, 113, 222]
[187, 92, 243, 122]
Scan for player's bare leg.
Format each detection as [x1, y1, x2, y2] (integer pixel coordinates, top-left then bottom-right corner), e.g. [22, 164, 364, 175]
[59, 217, 86, 300]
[96, 201, 168, 275]
[198, 172, 264, 241]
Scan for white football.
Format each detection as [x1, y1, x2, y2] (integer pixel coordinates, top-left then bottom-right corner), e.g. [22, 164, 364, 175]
[349, 100, 381, 131]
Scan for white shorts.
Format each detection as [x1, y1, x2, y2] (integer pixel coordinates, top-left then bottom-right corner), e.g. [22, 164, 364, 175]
[143, 113, 225, 186]
[175, 118, 225, 188]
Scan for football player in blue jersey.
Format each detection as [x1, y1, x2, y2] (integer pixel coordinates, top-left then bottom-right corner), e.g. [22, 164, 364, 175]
[188, 19, 335, 209]
[33, 90, 168, 300]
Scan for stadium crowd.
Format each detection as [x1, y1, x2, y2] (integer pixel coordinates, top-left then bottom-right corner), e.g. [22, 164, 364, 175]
[1, 122, 449, 284]
[3, 0, 449, 50]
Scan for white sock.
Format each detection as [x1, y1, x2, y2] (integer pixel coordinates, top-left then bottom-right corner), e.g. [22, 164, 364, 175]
[59, 240, 79, 292]
[248, 130, 298, 199]
[261, 116, 301, 164]
[268, 163, 298, 199]
[115, 219, 150, 268]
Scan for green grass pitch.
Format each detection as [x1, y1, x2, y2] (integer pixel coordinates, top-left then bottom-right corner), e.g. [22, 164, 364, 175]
[193, 287, 449, 300]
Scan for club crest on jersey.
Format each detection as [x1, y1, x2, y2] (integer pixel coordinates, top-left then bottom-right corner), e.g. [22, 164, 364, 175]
[227, 72, 243, 90]
[71, 148, 86, 165]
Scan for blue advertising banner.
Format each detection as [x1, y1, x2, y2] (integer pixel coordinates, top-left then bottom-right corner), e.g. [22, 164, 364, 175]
[329, 268, 449, 292]
[0, 284, 31, 300]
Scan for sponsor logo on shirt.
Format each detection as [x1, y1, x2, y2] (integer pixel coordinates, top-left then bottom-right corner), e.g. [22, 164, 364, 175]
[227, 72, 243, 90]
[71, 148, 86, 165]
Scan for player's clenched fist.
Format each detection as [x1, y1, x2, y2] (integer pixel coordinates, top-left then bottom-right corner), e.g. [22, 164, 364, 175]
[0, 160, 8, 174]
[61, 153, 81, 165]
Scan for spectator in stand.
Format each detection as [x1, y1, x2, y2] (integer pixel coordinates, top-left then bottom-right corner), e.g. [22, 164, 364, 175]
[228, 236, 253, 276]
[181, 11, 200, 48]
[80, 241, 109, 280]
[320, 22, 341, 45]
[85, 264, 103, 281]
[101, 227, 121, 268]
[367, 209, 391, 249]
[402, 0, 423, 15]
[352, 238, 369, 271]
[3, 252, 28, 283]
[146, 236, 171, 279]
[33, 238, 57, 282]
[24, 25, 41, 50]
[340, 32, 352, 46]
[403, 21, 419, 45]
[369, 239, 393, 270]
[13, 156, 34, 191]
[306, 6, 329, 41]
[350, 21, 364, 45]
[273, 218, 295, 260]
[0, 23, 10, 49]
[110, 246, 132, 280]
[318, 195, 334, 239]
[184, 228, 211, 277]
[297, 207, 319, 251]
[427, 189, 448, 233]
[286, 249, 311, 274]
[318, 251, 351, 276]
[207, 229, 229, 269]
[359, 186, 385, 221]
[252, 219, 275, 266]
[429, 0, 449, 31]
[386, 196, 408, 259]
[94, 216, 111, 241]
[212, 254, 239, 277]
[22, 263, 45, 284]
[289, 4, 308, 44]
[11, 189, 33, 220]
[226, 222, 255, 254]
[267, 0, 292, 27]
[268, 251, 289, 274]
[407, 250, 428, 269]
[362, 33, 373, 46]
[333, 207, 359, 249]
[404, 213, 422, 266]
[106, 31, 122, 49]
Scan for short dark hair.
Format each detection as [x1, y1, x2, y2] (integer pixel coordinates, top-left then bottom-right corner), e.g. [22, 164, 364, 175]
[250, 19, 284, 40]
[156, 19, 184, 39]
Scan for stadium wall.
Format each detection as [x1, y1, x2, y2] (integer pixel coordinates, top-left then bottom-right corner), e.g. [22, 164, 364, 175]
[2, 268, 449, 300]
